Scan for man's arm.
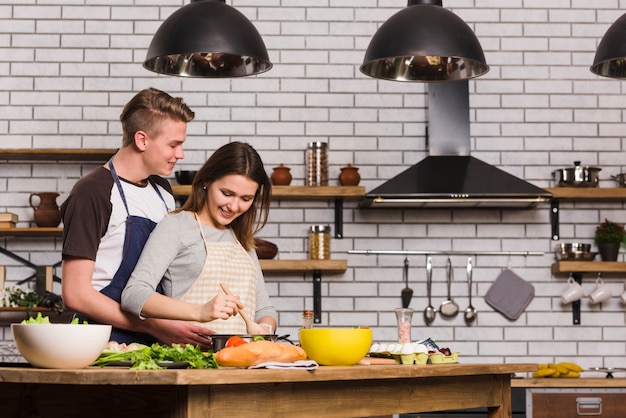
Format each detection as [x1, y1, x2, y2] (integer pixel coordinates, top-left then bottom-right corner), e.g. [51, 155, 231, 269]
[62, 258, 212, 348]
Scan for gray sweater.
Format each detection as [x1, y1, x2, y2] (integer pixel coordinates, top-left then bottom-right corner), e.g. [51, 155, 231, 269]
[121, 210, 277, 323]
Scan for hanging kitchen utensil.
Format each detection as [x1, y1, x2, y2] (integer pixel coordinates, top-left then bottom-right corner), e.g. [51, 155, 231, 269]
[439, 257, 459, 318]
[401, 257, 413, 308]
[464, 257, 477, 324]
[424, 256, 436, 325]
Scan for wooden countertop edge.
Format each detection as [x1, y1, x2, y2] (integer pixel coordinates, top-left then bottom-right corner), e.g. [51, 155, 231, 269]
[512, 378, 626, 388]
[0, 363, 536, 386]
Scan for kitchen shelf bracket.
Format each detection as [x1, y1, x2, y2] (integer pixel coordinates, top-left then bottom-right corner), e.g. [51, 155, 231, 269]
[550, 199, 560, 240]
[571, 272, 582, 325]
[313, 270, 322, 323]
[334, 198, 343, 239]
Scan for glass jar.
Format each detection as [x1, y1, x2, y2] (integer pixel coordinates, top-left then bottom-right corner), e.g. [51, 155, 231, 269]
[309, 225, 331, 260]
[395, 308, 414, 344]
[305, 141, 329, 186]
[302, 310, 314, 329]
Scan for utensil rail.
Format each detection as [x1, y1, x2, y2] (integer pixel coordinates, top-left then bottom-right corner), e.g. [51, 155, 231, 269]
[349, 249, 545, 256]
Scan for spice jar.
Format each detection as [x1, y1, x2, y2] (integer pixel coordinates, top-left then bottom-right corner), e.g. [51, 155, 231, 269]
[302, 310, 314, 329]
[309, 225, 331, 260]
[394, 308, 414, 344]
[305, 142, 329, 186]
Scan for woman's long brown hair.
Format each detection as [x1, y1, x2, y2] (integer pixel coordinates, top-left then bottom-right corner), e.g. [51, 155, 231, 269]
[178, 142, 271, 251]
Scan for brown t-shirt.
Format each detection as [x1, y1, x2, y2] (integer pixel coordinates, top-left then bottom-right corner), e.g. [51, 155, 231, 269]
[61, 166, 174, 289]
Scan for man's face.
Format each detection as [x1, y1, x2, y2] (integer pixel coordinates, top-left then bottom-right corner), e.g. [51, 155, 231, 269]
[142, 118, 187, 176]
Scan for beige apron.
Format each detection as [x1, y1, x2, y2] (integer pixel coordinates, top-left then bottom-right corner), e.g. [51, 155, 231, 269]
[180, 215, 257, 334]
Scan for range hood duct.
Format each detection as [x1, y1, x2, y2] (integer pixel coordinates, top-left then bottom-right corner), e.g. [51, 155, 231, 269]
[362, 81, 551, 208]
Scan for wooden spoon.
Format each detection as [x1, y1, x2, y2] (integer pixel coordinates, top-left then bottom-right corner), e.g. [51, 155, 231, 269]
[219, 283, 256, 332]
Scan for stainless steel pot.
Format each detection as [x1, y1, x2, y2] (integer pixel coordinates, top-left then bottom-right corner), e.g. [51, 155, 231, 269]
[611, 173, 626, 187]
[207, 334, 291, 351]
[552, 161, 601, 187]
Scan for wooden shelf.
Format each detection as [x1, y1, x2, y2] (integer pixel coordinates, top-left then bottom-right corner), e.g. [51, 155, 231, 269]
[546, 187, 626, 200]
[0, 228, 63, 237]
[259, 259, 347, 273]
[551, 261, 626, 274]
[0, 149, 116, 162]
[171, 184, 365, 199]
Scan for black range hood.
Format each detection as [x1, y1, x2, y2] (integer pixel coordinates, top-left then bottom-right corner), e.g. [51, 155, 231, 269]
[361, 155, 551, 208]
[362, 81, 551, 208]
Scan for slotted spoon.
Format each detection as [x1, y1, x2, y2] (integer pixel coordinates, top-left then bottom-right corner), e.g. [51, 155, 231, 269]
[439, 257, 459, 318]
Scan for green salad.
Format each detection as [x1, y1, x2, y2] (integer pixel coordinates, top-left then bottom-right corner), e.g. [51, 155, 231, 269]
[92, 342, 219, 370]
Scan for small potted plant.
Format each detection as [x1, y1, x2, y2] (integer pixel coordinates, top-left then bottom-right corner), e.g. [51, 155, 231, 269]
[594, 219, 625, 261]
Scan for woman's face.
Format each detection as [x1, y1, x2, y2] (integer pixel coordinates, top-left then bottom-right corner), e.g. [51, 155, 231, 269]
[203, 174, 258, 229]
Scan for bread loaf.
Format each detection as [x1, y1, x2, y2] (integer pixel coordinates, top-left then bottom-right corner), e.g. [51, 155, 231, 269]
[216, 340, 307, 367]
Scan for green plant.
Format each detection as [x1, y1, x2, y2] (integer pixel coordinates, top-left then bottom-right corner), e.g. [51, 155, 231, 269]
[594, 219, 625, 244]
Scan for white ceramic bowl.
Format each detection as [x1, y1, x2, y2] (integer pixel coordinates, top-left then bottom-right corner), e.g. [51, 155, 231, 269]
[11, 323, 112, 369]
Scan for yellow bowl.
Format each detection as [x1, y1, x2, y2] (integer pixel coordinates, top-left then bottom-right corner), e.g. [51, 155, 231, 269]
[299, 327, 372, 366]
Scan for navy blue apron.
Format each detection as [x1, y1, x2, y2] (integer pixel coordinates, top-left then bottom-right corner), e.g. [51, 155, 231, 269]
[98, 160, 169, 344]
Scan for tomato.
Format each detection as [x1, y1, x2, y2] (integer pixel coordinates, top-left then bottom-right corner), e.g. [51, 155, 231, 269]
[224, 336, 248, 348]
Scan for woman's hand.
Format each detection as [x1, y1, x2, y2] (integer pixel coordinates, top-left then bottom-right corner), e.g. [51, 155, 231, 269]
[199, 294, 243, 322]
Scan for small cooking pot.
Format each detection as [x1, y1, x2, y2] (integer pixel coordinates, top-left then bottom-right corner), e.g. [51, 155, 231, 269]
[207, 334, 291, 352]
[611, 173, 626, 188]
[552, 161, 601, 187]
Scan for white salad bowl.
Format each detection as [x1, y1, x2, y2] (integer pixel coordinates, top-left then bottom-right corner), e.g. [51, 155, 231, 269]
[11, 323, 112, 369]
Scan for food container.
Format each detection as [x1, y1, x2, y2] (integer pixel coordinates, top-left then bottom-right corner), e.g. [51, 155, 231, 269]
[309, 225, 331, 260]
[305, 142, 329, 186]
[552, 161, 601, 187]
[555, 243, 597, 261]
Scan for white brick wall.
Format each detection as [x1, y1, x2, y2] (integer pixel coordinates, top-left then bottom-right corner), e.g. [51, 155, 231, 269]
[1, 0, 626, 371]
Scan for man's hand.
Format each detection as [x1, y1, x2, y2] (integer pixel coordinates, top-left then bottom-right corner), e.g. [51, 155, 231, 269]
[147, 318, 214, 350]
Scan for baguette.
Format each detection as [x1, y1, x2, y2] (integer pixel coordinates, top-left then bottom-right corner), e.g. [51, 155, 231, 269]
[216, 340, 307, 367]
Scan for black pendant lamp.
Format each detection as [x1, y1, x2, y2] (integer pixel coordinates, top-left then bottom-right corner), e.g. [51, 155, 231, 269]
[591, 13, 626, 79]
[143, 0, 272, 77]
[360, 0, 489, 82]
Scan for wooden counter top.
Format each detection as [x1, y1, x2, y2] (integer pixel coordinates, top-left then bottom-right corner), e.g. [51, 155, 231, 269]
[0, 362, 536, 385]
[513, 377, 626, 388]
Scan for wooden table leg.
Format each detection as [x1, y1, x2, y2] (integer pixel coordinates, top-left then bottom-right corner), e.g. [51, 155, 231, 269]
[488, 375, 512, 418]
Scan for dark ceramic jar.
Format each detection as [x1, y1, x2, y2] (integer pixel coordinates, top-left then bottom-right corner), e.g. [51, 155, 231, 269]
[271, 164, 292, 186]
[339, 164, 360, 186]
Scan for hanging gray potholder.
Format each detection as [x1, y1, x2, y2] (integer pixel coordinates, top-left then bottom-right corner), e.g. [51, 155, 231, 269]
[484, 269, 535, 320]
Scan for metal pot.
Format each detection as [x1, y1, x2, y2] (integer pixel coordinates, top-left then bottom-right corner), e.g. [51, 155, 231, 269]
[611, 173, 626, 187]
[207, 334, 291, 352]
[552, 161, 601, 187]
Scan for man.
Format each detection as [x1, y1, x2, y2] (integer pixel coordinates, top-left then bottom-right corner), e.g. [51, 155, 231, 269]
[61, 88, 210, 347]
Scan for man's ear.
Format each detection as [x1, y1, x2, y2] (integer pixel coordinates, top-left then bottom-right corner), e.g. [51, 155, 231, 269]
[134, 131, 148, 151]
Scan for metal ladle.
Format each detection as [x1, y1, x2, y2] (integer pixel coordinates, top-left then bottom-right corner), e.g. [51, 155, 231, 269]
[424, 256, 436, 325]
[464, 257, 477, 324]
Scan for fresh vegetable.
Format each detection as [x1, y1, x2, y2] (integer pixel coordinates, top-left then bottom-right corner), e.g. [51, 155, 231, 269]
[21, 312, 51, 324]
[92, 343, 218, 370]
[20, 312, 87, 324]
[225, 336, 248, 348]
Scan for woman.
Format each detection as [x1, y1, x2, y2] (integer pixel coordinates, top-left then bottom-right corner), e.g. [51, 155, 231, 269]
[121, 142, 277, 335]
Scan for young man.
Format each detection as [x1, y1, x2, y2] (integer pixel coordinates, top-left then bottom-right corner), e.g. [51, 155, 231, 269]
[61, 88, 210, 347]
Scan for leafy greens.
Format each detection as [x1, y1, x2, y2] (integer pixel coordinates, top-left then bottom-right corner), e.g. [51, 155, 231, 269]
[92, 343, 218, 370]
